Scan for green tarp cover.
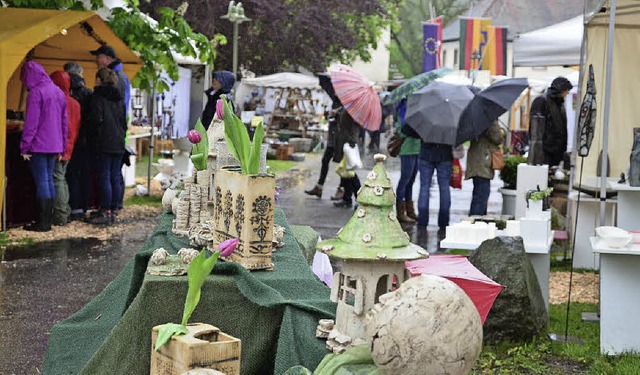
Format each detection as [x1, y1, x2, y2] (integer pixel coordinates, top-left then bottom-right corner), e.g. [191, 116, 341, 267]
[42, 209, 336, 374]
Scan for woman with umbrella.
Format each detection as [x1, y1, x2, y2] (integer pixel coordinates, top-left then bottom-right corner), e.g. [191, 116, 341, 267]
[465, 120, 504, 216]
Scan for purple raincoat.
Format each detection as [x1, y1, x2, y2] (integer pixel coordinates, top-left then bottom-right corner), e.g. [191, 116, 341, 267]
[20, 61, 68, 155]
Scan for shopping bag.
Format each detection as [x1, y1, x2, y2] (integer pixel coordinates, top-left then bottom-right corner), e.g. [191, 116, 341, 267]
[451, 158, 463, 189]
[491, 148, 505, 170]
[343, 143, 363, 170]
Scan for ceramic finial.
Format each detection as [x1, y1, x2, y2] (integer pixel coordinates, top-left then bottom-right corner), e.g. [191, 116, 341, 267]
[374, 154, 387, 163]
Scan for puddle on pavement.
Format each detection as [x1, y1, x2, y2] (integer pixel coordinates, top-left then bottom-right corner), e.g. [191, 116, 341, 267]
[2, 238, 106, 261]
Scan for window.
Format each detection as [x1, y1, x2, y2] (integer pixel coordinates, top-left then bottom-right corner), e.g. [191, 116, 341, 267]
[453, 48, 459, 69]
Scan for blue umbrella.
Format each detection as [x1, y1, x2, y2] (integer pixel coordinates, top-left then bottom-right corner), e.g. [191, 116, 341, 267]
[456, 78, 529, 145]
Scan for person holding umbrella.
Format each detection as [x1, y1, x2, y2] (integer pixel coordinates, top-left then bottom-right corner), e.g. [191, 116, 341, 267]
[394, 98, 420, 223]
[465, 120, 504, 216]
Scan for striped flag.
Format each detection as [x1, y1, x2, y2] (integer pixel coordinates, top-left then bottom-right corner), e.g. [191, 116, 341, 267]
[423, 23, 439, 72]
[485, 26, 508, 75]
[459, 17, 492, 70]
[427, 16, 444, 67]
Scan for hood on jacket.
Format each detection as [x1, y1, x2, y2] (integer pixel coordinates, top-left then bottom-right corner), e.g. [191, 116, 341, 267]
[108, 59, 123, 72]
[21, 61, 51, 90]
[548, 77, 573, 99]
[69, 73, 86, 91]
[213, 70, 235, 93]
[94, 85, 123, 102]
[50, 70, 71, 96]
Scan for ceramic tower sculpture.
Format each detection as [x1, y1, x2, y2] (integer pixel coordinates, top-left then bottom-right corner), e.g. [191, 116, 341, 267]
[316, 154, 429, 353]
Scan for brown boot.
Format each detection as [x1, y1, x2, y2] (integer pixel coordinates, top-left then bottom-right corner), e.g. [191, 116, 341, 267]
[405, 201, 418, 220]
[396, 202, 415, 223]
[305, 184, 323, 198]
[330, 187, 344, 201]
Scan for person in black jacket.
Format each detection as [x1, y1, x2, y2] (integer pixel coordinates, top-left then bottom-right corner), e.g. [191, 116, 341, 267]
[202, 70, 235, 129]
[64, 62, 94, 221]
[87, 68, 126, 224]
[528, 77, 573, 167]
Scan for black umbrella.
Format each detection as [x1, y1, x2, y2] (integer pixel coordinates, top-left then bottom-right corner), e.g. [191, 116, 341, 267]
[456, 78, 529, 145]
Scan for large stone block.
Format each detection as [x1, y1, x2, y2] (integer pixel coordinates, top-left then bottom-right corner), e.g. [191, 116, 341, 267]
[469, 236, 548, 342]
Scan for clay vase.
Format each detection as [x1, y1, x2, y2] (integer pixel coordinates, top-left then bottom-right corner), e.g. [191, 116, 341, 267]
[629, 128, 640, 187]
[213, 167, 276, 270]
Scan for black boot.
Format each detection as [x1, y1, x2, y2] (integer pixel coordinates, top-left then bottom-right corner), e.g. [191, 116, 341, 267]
[24, 199, 52, 232]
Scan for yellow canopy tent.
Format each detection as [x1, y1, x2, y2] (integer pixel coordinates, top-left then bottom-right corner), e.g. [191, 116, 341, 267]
[0, 8, 143, 228]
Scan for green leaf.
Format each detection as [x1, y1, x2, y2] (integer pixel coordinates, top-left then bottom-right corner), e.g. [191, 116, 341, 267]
[190, 119, 209, 171]
[248, 119, 265, 174]
[181, 250, 220, 326]
[222, 97, 251, 173]
[154, 323, 188, 351]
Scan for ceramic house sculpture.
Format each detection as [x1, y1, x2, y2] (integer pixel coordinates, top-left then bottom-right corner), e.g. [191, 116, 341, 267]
[316, 154, 429, 352]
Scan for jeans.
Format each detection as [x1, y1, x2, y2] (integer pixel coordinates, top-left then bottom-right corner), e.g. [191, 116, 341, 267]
[97, 152, 124, 211]
[417, 159, 452, 228]
[396, 155, 418, 202]
[114, 154, 126, 210]
[470, 177, 491, 216]
[53, 160, 70, 222]
[318, 146, 335, 186]
[29, 153, 56, 199]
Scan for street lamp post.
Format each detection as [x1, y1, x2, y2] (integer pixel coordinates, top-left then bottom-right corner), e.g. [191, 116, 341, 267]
[221, 1, 251, 76]
[469, 49, 481, 83]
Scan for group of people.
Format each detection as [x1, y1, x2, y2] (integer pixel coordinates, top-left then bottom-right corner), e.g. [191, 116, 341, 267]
[19, 45, 130, 232]
[304, 76, 573, 237]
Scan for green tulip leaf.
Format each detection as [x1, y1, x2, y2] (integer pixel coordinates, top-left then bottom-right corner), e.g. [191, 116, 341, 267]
[154, 323, 188, 351]
[181, 249, 220, 326]
[190, 118, 209, 171]
[247, 119, 265, 174]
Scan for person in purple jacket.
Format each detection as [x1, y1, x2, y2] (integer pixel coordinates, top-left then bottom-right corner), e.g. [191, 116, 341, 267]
[20, 61, 68, 232]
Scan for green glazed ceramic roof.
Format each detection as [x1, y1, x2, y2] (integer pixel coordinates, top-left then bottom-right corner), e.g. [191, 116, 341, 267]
[316, 154, 428, 261]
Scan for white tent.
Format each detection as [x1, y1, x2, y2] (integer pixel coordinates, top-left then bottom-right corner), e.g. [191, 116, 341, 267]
[513, 15, 584, 67]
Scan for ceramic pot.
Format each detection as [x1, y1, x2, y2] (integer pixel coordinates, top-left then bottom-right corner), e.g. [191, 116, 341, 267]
[213, 167, 276, 270]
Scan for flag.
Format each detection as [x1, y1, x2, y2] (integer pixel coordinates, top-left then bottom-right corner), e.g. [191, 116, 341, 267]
[459, 17, 492, 70]
[485, 26, 508, 75]
[423, 23, 439, 72]
[427, 16, 444, 67]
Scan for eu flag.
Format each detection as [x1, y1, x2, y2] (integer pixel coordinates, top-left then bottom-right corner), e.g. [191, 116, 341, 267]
[423, 23, 439, 72]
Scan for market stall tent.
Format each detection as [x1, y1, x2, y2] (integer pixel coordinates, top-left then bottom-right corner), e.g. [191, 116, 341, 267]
[0, 8, 143, 228]
[582, 0, 640, 183]
[513, 15, 584, 67]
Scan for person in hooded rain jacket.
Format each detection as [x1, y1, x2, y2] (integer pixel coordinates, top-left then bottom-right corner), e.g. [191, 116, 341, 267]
[50, 70, 81, 226]
[64, 61, 94, 221]
[528, 77, 573, 167]
[20, 61, 68, 232]
[202, 70, 235, 129]
[86, 68, 127, 224]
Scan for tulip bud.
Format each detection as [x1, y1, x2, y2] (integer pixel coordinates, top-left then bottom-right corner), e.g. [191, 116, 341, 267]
[188, 129, 202, 144]
[216, 99, 224, 120]
[218, 238, 239, 257]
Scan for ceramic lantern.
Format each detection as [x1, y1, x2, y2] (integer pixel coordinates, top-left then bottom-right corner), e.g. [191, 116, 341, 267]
[316, 154, 428, 352]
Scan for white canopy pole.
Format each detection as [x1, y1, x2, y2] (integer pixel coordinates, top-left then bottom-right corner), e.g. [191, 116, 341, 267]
[599, 0, 617, 226]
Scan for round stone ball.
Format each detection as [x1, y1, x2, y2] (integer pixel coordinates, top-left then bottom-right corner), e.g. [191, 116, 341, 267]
[365, 274, 483, 375]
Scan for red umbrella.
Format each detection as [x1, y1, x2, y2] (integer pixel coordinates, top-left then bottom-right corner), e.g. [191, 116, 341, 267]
[330, 64, 382, 131]
[406, 255, 504, 324]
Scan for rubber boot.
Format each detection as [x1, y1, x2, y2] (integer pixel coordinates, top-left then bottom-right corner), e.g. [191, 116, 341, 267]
[330, 187, 344, 201]
[405, 201, 418, 220]
[304, 184, 323, 198]
[396, 202, 415, 224]
[24, 199, 52, 232]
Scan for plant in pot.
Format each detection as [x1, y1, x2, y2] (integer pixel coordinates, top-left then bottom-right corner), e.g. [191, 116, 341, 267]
[526, 187, 553, 218]
[152, 240, 241, 374]
[213, 96, 276, 271]
[498, 155, 527, 217]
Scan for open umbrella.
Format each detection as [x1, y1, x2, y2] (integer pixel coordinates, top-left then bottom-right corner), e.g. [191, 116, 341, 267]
[406, 255, 504, 324]
[456, 78, 529, 145]
[405, 81, 475, 145]
[317, 72, 337, 103]
[330, 64, 381, 130]
[577, 65, 596, 157]
[383, 67, 452, 105]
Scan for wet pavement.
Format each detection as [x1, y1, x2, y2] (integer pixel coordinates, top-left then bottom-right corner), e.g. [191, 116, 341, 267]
[0, 136, 504, 374]
[0, 220, 156, 375]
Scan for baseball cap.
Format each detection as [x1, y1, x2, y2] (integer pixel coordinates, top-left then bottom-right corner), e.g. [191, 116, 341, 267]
[90, 45, 116, 58]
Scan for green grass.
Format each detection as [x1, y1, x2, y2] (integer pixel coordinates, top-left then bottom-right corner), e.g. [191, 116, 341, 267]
[135, 155, 161, 179]
[266, 160, 299, 174]
[124, 195, 163, 207]
[472, 302, 640, 374]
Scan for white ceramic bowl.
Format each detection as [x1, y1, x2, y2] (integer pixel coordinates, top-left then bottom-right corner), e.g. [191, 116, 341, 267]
[596, 226, 632, 248]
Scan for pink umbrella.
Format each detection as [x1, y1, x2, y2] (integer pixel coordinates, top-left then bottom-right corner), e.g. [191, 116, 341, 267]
[330, 64, 382, 131]
[406, 255, 504, 324]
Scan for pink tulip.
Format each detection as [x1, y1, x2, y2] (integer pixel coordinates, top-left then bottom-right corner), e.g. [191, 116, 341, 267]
[218, 238, 239, 257]
[188, 129, 202, 144]
[216, 99, 224, 120]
